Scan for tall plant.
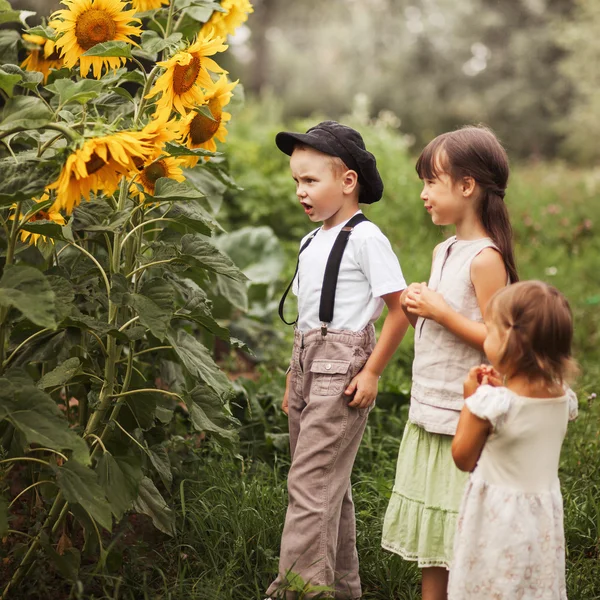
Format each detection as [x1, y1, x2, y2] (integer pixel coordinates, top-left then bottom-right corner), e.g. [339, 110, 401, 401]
[0, 0, 253, 594]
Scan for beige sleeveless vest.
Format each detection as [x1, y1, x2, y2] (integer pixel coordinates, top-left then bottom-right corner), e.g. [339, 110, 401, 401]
[409, 236, 498, 436]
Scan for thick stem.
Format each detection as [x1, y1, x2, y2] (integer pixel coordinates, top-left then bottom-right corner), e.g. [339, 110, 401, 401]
[0, 201, 23, 372]
[83, 179, 129, 436]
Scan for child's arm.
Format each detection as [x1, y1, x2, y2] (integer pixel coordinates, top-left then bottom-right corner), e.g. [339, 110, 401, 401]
[452, 365, 499, 471]
[345, 290, 409, 409]
[405, 248, 507, 351]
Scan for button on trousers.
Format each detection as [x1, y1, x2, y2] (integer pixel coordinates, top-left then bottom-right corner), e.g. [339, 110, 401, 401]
[267, 326, 376, 599]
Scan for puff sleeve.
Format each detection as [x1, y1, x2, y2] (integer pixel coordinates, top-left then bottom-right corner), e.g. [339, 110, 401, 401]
[465, 385, 512, 431]
[565, 387, 579, 422]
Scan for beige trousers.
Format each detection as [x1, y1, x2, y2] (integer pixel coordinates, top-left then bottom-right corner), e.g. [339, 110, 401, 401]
[267, 326, 376, 600]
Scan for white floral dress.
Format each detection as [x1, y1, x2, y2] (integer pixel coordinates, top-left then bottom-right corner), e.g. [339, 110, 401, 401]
[448, 385, 578, 600]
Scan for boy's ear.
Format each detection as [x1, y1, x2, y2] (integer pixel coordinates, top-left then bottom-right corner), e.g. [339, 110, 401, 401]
[342, 169, 359, 194]
[461, 176, 477, 198]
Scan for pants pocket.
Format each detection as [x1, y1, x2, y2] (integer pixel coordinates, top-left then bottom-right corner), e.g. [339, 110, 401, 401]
[309, 359, 351, 396]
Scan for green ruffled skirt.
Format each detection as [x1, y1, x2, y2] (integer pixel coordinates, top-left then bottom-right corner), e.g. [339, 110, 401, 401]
[381, 421, 468, 569]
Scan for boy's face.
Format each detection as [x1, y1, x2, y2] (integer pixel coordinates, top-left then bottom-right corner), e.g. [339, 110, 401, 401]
[290, 146, 358, 229]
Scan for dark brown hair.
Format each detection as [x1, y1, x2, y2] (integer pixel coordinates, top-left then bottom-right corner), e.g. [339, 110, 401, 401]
[488, 281, 577, 385]
[416, 125, 518, 283]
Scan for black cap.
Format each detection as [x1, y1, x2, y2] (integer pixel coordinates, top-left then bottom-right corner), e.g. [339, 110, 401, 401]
[275, 120, 383, 204]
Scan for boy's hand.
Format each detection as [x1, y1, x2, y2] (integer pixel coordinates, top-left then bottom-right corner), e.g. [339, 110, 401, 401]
[282, 370, 291, 416]
[405, 283, 448, 322]
[345, 369, 379, 409]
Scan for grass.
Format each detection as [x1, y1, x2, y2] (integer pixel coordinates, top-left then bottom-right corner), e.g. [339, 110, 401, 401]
[75, 391, 600, 599]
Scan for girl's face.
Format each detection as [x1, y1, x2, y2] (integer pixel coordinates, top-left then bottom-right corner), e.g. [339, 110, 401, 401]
[483, 307, 508, 373]
[420, 170, 468, 226]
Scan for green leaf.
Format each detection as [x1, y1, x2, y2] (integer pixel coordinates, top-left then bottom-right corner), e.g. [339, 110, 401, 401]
[1, 63, 43, 90]
[96, 453, 143, 520]
[175, 300, 230, 341]
[148, 445, 172, 490]
[0, 96, 52, 132]
[0, 265, 57, 329]
[20, 221, 67, 242]
[167, 329, 232, 398]
[46, 78, 104, 105]
[24, 24, 56, 40]
[124, 389, 158, 430]
[0, 6, 35, 26]
[82, 40, 132, 58]
[54, 460, 112, 531]
[0, 157, 60, 205]
[0, 381, 89, 465]
[163, 141, 220, 158]
[47, 276, 75, 324]
[139, 30, 182, 55]
[132, 477, 175, 536]
[38, 531, 81, 582]
[215, 274, 248, 311]
[0, 30, 21, 63]
[0, 67, 22, 97]
[179, 234, 248, 282]
[216, 226, 285, 285]
[153, 178, 205, 200]
[130, 292, 171, 341]
[168, 201, 215, 236]
[37, 357, 82, 389]
[85, 209, 130, 232]
[61, 312, 130, 342]
[187, 383, 238, 443]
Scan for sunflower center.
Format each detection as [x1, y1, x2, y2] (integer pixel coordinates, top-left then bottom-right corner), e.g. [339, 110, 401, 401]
[189, 101, 222, 144]
[172, 56, 201, 95]
[30, 210, 50, 222]
[75, 9, 118, 51]
[86, 152, 108, 175]
[142, 160, 168, 190]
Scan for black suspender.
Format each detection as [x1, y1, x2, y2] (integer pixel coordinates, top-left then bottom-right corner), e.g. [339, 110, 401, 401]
[278, 213, 370, 333]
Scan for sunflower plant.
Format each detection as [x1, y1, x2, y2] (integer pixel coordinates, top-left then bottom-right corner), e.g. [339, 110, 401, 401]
[0, 0, 254, 594]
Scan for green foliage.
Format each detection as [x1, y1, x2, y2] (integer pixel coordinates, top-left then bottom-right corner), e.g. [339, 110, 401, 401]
[0, 0, 269, 595]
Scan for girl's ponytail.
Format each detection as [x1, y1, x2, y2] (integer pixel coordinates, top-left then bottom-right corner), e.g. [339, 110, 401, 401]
[479, 189, 519, 283]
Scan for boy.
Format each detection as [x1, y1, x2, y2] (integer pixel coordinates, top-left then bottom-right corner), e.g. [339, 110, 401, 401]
[267, 121, 409, 599]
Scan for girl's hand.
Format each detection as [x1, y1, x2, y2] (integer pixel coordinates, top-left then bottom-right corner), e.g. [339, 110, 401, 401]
[478, 365, 502, 387]
[345, 369, 379, 409]
[401, 283, 422, 309]
[405, 283, 449, 322]
[464, 365, 483, 398]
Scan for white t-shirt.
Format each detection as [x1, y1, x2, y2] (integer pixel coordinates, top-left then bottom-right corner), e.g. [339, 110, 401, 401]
[292, 211, 406, 332]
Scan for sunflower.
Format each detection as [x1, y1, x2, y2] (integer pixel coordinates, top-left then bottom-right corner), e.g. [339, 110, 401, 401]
[179, 75, 236, 166]
[9, 193, 66, 246]
[145, 30, 228, 116]
[21, 34, 63, 83]
[202, 0, 254, 38]
[139, 115, 181, 161]
[131, 156, 185, 200]
[50, 0, 141, 79]
[48, 132, 153, 214]
[130, 0, 169, 11]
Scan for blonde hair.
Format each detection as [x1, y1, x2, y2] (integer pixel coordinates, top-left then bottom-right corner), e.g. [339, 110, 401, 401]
[292, 143, 353, 178]
[488, 280, 577, 385]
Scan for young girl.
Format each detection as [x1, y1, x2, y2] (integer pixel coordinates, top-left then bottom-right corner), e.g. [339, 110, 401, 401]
[449, 281, 578, 599]
[381, 126, 518, 599]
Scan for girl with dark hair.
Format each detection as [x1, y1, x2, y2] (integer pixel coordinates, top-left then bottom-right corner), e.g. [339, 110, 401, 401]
[449, 281, 577, 599]
[381, 126, 517, 600]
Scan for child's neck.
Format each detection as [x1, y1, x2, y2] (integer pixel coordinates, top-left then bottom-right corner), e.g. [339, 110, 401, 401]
[454, 212, 488, 241]
[505, 373, 564, 398]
